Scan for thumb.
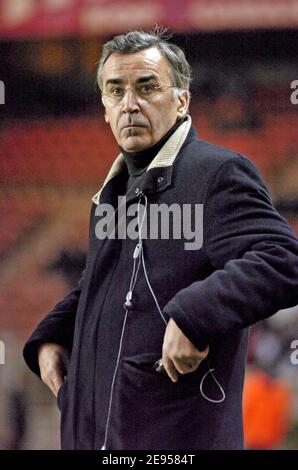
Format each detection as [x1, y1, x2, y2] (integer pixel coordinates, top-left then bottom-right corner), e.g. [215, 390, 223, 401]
[52, 374, 64, 398]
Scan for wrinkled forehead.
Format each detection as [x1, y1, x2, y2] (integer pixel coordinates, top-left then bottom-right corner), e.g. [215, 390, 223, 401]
[102, 47, 173, 85]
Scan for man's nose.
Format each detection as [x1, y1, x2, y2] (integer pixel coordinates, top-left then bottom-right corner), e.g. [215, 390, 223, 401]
[122, 88, 140, 113]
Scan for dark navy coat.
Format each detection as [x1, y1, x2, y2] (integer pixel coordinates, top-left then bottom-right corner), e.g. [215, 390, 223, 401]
[23, 120, 298, 450]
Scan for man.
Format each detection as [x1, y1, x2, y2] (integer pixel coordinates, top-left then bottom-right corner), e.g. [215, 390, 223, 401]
[23, 29, 298, 450]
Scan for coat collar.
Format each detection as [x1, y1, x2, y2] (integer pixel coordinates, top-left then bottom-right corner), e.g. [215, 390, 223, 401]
[92, 115, 192, 205]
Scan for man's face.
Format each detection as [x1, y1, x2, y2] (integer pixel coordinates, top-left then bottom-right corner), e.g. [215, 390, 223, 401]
[101, 47, 190, 152]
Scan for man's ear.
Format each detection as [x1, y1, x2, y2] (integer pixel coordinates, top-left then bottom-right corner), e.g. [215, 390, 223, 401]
[177, 90, 190, 118]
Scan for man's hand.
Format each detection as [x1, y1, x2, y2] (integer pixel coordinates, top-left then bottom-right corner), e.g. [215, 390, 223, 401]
[38, 343, 70, 397]
[162, 319, 209, 383]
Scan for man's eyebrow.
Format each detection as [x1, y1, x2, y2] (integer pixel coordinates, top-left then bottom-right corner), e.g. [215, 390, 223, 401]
[105, 75, 159, 87]
[105, 78, 123, 86]
[136, 75, 159, 83]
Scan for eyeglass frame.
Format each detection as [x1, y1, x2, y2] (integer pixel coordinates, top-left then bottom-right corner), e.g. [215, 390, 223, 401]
[101, 83, 178, 105]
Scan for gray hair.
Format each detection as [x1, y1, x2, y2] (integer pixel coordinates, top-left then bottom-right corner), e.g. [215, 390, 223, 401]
[97, 27, 192, 94]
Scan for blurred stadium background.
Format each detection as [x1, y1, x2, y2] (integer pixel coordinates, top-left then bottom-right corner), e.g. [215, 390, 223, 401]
[0, 0, 298, 450]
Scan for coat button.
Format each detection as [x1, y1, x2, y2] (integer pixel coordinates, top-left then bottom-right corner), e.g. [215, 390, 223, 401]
[157, 176, 164, 184]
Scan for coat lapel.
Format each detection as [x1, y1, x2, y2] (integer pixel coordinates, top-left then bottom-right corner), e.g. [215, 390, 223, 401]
[92, 115, 192, 206]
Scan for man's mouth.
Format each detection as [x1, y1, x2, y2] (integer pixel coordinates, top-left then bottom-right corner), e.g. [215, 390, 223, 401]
[123, 124, 144, 129]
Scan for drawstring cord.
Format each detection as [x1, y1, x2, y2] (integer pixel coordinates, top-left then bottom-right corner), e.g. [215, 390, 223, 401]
[101, 191, 225, 450]
[139, 191, 226, 405]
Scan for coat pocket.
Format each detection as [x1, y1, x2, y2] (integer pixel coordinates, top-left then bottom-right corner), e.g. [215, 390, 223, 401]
[110, 352, 212, 449]
[122, 352, 208, 390]
[122, 352, 169, 388]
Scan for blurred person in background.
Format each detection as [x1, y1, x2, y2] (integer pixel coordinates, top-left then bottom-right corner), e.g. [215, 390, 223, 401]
[23, 28, 298, 450]
[244, 320, 295, 449]
[243, 366, 293, 449]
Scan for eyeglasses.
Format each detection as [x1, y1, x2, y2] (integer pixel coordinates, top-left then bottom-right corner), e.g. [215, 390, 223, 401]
[101, 83, 176, 105]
